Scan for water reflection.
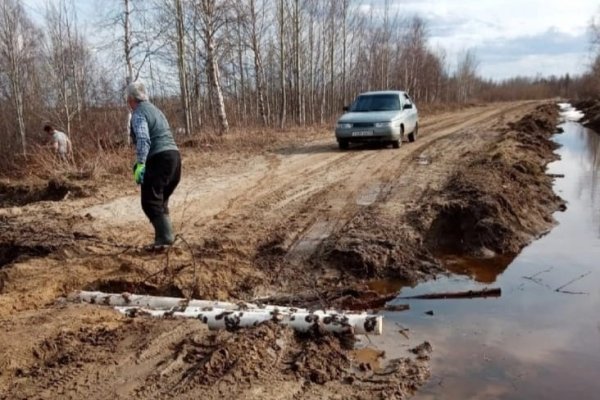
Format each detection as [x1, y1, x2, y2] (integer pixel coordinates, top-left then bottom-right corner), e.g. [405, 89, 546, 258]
[439, 254, 516, 284]
[366, 108, 600, 400]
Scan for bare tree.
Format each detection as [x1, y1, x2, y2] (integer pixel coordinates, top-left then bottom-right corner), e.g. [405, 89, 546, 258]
[43, 0, 89, 137]
[174, 0, 192, 135]
[197, 0, 229, 134]
[248, 0, 268, 126]
[277, 0, 286, 128]
[456, 49, 479, 103]
[0, 0, 38, 156]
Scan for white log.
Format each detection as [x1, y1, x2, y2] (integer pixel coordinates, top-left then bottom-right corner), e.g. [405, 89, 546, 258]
[115, 307, 383, 335]
[73, 291, 309, 313]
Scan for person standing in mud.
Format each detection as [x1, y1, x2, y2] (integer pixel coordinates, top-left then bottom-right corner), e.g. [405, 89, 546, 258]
[44, 124, 72, 162]
[126, 81, 181, 248]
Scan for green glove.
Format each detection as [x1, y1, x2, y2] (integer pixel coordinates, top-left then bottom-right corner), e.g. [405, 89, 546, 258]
[133, 162, 145, 184]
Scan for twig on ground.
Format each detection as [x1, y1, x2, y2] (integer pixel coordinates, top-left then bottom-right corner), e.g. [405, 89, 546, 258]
[523, 266, 554, 280]
[398, 287, 501, 300]
[175, 234, 198, 297]
[520, 266, 555, 290]
[555, 271, 591, 294]
[394, 322, 410, 339]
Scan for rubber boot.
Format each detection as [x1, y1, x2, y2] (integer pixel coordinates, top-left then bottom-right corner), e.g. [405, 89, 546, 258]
[151, 214, 175, 248]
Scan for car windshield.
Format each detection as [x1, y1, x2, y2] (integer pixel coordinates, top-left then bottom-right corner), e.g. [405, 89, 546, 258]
[350, 94, 401, 112]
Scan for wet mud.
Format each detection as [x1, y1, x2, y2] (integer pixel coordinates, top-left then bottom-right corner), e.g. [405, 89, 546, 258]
[328, 104, 562, 280]
[0, 102, 563, 399]
[0, 178, 93, 207]
[420, 105, 563, 256]
[573, 98, 600, 131]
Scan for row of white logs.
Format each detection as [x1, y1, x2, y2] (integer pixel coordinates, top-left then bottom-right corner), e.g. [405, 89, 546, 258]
[73, 291, 383, 335]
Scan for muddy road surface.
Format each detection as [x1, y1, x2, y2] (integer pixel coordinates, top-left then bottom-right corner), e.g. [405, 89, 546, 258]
[0, 101, 559, 399]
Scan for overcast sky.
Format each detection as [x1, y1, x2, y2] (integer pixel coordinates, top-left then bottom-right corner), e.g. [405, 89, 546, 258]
[23, 0, 599, 81]
[376, 0, 598, 80]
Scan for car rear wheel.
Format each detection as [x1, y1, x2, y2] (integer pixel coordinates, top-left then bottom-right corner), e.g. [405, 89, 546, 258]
[408, 123, 418, 142]
[392, 140, 400, 149]
[338, 140, 349, 150]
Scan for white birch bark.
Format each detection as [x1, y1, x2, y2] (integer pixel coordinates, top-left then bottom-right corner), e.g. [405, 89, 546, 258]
[175, 0, 192, 135]
[115, 307, 383, 335]
[75, 291, 306, 313]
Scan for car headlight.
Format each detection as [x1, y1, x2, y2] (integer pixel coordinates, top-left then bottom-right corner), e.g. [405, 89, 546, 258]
[336, 123, 352, 129]
[375, 122, 392, 128]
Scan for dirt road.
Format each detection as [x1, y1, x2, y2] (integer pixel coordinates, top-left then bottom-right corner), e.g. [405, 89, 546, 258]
[0, 100, 559, 399]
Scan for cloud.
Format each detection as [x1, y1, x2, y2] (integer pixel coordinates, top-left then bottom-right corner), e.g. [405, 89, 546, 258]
[383, 0, 599, 78]
[479, 52, 590, 80]
[473, 29, 592, 79]
[479, 29, 589, 60]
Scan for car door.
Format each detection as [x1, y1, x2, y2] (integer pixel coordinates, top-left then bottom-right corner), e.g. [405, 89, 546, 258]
[403, 93, 417, 132]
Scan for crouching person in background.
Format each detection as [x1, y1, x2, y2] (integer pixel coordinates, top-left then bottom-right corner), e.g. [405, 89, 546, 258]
[44, 124, 72, 162]
[126, 81, 181, 248]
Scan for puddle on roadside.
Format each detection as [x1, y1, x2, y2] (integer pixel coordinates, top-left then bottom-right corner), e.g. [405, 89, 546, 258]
[438, 254, 517, 284]
[364, 104, 600, 399]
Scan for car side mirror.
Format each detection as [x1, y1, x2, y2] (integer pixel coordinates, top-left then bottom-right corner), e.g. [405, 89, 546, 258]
[403, 103, 413, 110]
[343, 106, 349, 112]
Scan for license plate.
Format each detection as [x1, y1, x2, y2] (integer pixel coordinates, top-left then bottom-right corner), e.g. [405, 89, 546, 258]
[352, 130, 373, 137]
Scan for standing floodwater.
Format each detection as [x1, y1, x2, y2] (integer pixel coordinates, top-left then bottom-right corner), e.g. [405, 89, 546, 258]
[371, 104, 600, 399]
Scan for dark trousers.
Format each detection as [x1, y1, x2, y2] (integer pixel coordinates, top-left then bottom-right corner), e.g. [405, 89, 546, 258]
[141, 150, 181, 221]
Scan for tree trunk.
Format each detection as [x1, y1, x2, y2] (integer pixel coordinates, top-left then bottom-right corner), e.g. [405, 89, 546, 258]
[174, 0, 192, 135]
[278, 0, 286, 129]
[116, 306, 383, 335]
[206, 41, 228, 134]
[1, 0, 28, 157]
[293, 0, 301, 125]
[124, 0, 133, 144]
[250, 0, 268, 126]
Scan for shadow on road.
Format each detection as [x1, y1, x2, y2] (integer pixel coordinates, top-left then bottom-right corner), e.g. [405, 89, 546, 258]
[276, 141, 392, 155]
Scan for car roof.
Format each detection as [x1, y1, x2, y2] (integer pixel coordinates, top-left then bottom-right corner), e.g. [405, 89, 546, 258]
[358, 90, 406, 96]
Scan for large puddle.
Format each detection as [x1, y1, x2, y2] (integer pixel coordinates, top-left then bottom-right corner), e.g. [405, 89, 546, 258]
[367, 104, 600, 399]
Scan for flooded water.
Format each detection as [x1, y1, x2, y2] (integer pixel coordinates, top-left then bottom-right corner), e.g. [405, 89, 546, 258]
[366, 104, 600, 399]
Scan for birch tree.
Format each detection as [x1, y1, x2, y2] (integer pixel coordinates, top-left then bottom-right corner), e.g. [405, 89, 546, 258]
[456, 49, 479, 103]
[248, 0, 269, 126]
[277, 0, 286, 128]
[174, 0, 192, 135]
[0, 0, 38, 156]
[197, 0, 229, 134]
[43, 0, 88, 137]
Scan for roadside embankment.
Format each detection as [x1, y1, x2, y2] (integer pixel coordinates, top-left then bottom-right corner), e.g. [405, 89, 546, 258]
[572, 98, 600, 131]
[328, 103, 564, 281]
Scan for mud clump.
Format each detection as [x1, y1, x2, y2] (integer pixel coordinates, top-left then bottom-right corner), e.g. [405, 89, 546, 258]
[84, 278, 185, 298]
[3, 318, 428, 400]
[573, 98, 600, 131]
[0, 243, 53, 269]
[327, 222, 441, 281]
[421, 103, 563, 256]
[0, 178, 92, 207]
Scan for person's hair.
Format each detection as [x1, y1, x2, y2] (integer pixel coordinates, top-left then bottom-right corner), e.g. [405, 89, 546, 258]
[43, 124, 53, 132]
[126, 81, 149, 102]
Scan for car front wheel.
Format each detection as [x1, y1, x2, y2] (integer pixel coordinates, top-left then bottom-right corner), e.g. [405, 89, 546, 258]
[408, 123, 418, 142]
[338, 140, 349, 150]
[392, 126, 404, 149]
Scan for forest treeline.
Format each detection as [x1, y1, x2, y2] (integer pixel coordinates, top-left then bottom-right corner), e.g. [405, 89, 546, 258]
[0, 0, 592, 173]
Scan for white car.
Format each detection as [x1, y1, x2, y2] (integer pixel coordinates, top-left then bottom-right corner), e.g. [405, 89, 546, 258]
[335, 90, 419, 149]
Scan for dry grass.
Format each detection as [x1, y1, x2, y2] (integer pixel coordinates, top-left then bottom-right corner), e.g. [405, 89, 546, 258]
[1, 104, 463, 183]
